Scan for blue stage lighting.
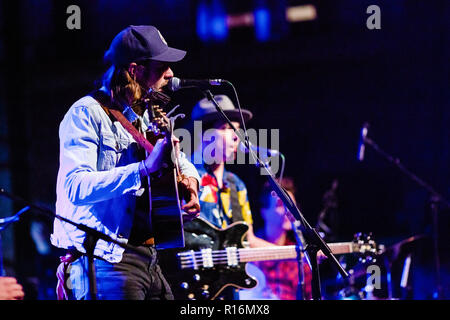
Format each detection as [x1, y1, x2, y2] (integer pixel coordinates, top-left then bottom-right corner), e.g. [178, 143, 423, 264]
[254, 5, 271, 41]
[196, 0, 228, 42]
[196, 1, 210, 41]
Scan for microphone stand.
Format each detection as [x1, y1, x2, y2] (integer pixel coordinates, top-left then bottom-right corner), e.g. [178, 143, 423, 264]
[362, 133, 450, 299]
[203, 90, 349, 300]
[0, 188, 151, 300]
[0, 206, 30, 276]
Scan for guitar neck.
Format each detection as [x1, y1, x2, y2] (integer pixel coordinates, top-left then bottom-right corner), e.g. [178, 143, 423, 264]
[238, 242, 354, 263]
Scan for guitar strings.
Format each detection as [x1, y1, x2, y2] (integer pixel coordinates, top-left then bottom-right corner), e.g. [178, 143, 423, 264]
[178, 243, 353, 261]
[178, 243, 355, 268]
[178, 247, 299, 267]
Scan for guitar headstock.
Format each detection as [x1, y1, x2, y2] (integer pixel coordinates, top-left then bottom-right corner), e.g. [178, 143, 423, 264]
[149, 105, 171, 134]
[137, 89, 173, 138]
[144, 105, 172, 142]
[352, 232, 380, 263]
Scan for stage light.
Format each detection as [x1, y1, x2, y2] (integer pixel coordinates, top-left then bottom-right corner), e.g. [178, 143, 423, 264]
[210, 8, 228, 40]
[196, 0, 228, 42]
[196, 1, 210, 41]
[286, 5, 317, 22]
[226, 12, 254, 28]
[254, 6, 271, 42]
[197, 2, 317, 42]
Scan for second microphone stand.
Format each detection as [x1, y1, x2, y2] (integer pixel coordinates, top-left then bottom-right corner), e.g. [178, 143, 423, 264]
[204, 90, 349, 300]
[0, 188, 151, 300]
[362, 130, 450, 299]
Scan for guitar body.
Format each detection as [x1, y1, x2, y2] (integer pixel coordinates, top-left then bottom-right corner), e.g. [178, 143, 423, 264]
[145, 118, 184, 250]
[160, 218, 257, 300]
[150, 167, 184, 250]
[91, 90, 186, 250]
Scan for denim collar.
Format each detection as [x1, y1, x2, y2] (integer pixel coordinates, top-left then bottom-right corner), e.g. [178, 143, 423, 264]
[99, 86, 150, 130]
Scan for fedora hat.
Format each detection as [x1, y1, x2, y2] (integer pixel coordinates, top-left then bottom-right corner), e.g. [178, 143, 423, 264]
[191, 95, 252, 124]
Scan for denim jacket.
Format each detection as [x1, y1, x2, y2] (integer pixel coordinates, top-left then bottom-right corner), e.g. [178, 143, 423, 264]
[51, 93, 200, 263]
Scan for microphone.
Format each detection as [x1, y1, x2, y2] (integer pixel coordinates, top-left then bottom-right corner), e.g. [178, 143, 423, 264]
[358, 122, 369, 161]
[168, 77, 224, 91]
[239, 141, 280, 157]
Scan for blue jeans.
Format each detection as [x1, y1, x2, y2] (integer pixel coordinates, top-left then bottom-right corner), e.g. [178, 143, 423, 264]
[66, 246, 173, 300]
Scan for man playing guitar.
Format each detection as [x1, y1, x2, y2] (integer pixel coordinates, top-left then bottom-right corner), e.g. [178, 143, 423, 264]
[51, 25, 200, 300]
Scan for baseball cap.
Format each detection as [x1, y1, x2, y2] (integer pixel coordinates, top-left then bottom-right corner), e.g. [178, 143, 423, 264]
[104, 25, 186, 66]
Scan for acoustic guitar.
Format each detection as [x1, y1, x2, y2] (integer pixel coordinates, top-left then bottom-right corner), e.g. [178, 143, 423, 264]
[93, 89, 186, 249]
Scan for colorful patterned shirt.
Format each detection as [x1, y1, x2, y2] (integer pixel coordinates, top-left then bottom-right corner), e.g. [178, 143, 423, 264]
[196, 165, 253, 229]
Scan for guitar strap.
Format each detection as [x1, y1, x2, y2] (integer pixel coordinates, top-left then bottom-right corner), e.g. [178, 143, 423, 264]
[90, 90, 156, 245]
[225, 173, 244, 223]
[90, 90, 155, 154]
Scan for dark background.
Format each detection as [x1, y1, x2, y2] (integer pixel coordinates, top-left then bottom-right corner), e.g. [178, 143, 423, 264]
[0, 0, 448, 299]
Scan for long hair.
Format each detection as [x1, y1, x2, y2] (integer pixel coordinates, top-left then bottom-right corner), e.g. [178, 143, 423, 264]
[101, 64, 146, 115]
[260, 176, 297, 209]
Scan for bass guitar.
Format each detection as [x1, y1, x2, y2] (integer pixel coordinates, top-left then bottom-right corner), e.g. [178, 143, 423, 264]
[162, 217, 378, 300]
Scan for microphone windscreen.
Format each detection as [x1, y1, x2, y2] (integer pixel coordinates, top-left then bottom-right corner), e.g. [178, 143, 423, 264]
[168, 77, 181, 91]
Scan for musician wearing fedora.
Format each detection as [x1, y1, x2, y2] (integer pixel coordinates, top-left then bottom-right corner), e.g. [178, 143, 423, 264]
[51, 25, 201, 300]
[189, 95, 274, 246]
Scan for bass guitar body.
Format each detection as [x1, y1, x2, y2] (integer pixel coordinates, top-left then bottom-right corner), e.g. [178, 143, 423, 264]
[159, 217, 379, 300]
[160, 218, 257, 300]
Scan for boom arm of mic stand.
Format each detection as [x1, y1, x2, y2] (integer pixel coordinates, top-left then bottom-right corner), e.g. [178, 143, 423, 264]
[203, 90, 349, 300]
[362, 134, 449, 299]
[0, 188, 153, 299]
[0, 188, 151, 257]
[0, 188, 136, 252]
[363, 136, 450, 209]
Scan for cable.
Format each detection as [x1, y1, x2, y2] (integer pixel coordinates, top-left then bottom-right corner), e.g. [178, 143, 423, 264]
[223, 80, 250, 147]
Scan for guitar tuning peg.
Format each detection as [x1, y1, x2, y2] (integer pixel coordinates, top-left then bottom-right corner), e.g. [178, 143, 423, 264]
[180, 282, 189, 290]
